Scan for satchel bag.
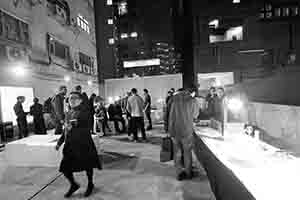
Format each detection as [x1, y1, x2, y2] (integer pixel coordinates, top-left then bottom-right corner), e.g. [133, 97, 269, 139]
[160, 136, 174, 162]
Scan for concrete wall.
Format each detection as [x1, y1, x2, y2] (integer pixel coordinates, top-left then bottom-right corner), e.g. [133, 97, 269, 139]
[0, 0, 100, 104]
[248, 102, 300, 153]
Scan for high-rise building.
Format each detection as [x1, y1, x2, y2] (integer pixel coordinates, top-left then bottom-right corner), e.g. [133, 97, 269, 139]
[95, 0, 177, 79]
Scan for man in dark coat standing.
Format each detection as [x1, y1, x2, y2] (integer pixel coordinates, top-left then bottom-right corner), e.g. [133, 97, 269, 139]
[55, 92, 101, 198]
[30, 98, 46, 134]
[52, 86, 67, 135]
[14, 96, 29, 139]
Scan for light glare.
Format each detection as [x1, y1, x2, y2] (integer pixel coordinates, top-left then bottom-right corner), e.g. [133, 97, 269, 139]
[227, 98, 243, 112]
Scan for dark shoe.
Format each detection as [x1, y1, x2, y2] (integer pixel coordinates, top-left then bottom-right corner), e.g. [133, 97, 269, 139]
[64, 183, 80, 198]
[176, 172, 187, 181]
[84, 183, 94, 197]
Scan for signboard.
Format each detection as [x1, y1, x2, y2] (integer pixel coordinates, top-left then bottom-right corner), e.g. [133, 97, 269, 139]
[123, 59, 160, 68]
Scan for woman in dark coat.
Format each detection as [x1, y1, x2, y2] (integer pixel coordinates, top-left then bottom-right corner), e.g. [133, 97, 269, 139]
[55, 92, 101, 198]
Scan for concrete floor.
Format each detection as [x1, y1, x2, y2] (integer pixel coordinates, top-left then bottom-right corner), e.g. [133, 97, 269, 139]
[0, 126, 215, 200]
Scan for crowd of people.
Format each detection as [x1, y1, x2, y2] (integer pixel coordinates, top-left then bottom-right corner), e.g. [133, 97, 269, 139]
[12, 84, 227, 197]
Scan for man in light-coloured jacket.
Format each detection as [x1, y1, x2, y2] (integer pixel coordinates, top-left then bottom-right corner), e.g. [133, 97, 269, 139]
[126, 88, 146, 142]
[166, 87, 200, 180]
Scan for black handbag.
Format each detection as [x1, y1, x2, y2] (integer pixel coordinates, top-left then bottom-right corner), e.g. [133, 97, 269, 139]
[160, 136, 174, 162]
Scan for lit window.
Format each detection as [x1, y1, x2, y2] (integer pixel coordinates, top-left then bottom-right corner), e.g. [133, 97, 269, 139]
[282, 7, 290, 16]
[107, 0, 112, 5]
[108, 19, 113, 24]
[209, 19, 219, 29]
[121, 33, 128, 39]
[131, 32, 138, 38]
[291, 7, 299, 16]
[118, 1, 127, 15]
[108, 38, 115, 44]
[209, 26, 243, 43]
[275, 8, 281, 17]
[77, 14, 90, 34]
[233, 0, 240, 3]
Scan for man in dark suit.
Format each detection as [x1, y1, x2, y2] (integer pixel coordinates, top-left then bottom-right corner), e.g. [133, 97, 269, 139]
[14, 96, 29, 139]
[30, 97, 46, 134]
[52, 86, 67, 135]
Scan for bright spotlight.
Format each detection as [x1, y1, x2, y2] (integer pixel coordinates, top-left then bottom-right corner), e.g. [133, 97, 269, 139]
[227, 98, 243, 112]
[64, 76, 71, 82]
[87, 80, 93, 86]
[12, 66, 27, 77]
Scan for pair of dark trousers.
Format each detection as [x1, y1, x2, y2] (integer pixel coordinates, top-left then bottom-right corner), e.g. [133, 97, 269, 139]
[172, 136, 194, 177]
[145, 111, 152, 128]
[54, 120, 63, 135]
[111, 116, 126, 133]
[131, 117, 146, 140]
[17, 118, 28, 138]
[33, 117, 46, 134]
[96, 119, 110, 135]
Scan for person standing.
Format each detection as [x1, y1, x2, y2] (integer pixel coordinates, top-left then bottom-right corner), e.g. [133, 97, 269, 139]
[108, 101, 126, 133]
[55, 92, 101, 198]
[94, 98, 111, 136]
[166, 87, 200, 181]
[52, 86, 67, 135]
[14, 96, 29, 139]
[126, 88, 146, 142]
[206, 87, 217, 119]
[143, 89, 152, 130]
[30, 98, 46, 135]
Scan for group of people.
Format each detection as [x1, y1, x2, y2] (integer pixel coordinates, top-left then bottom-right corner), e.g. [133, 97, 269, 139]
[13, 85, 154, 198]
[94, 88, 152, 142]
[13, 96, 46, 139]
[12, 83, 227, 196]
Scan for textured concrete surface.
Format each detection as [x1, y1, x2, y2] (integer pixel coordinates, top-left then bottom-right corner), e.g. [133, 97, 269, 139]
[0, 126, 215, 200]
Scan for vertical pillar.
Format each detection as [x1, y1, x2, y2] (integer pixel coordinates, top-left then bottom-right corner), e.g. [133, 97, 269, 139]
[172, 0, 195, 89]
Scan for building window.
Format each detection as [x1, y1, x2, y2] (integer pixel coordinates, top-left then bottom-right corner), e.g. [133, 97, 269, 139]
[77, 14, 90, 34]
[107, 0, 112, 5]
[260, 3, 300, 19]
[108, 19, 113, 25]
[108, 38, 115, 44]
[48, 35, 69, 60]
[0, 10, 30, 45]
[46, 0, 69, 24]
[118, 1, 128, 15]
[209, 26, 243, 43]
[79, 52, 94, 74]
[120, 33, 128, 39]
[130, 32, 138, 38]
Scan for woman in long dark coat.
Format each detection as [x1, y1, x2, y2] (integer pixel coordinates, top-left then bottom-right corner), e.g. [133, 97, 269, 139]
[55, 92, 101, 198]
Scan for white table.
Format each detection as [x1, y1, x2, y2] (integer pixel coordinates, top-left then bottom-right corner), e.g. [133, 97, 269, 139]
[195, 127, 300, 200]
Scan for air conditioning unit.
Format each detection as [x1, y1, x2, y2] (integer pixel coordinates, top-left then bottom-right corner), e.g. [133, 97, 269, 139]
[73, 61, 82, 72]
[6, 46, 29, 63]
[55, 5, 66, 20]
[82, 64, 91, 74]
